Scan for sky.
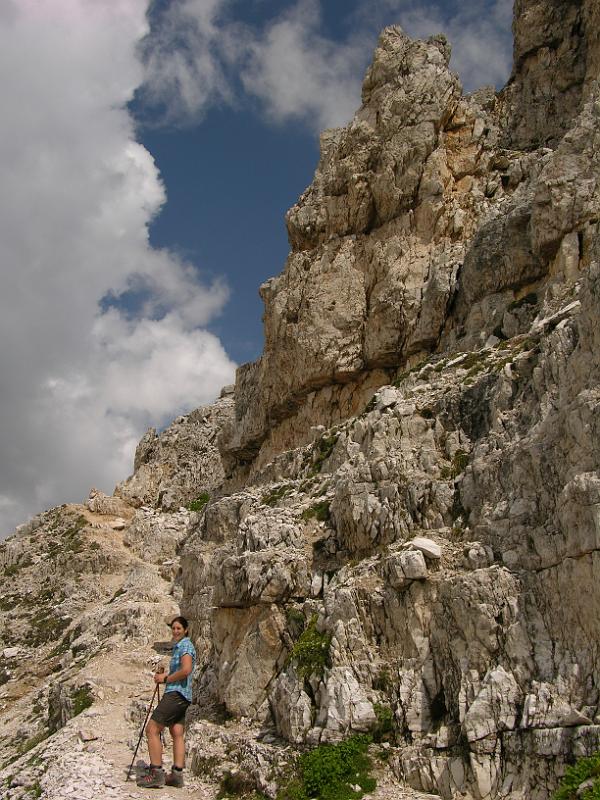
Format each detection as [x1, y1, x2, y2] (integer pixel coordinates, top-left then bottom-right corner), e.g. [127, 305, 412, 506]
[0, 0, 513, 539]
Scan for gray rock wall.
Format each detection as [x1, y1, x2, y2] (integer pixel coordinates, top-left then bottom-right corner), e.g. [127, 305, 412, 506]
[175, 7, 600, 798]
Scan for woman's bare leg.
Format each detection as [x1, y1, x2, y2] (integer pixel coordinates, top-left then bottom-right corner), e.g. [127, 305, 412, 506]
[146, 719, 164, 766]
[169, 723, 185, 768]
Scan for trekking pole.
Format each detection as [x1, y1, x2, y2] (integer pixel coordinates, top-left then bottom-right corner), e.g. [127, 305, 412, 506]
[125, 682, 159, 782]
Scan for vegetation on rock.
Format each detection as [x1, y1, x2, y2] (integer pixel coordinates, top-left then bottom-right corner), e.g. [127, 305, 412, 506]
[553, 754, 600, 800]
[287, 614, 331, 679]
[262, 484, 294, 506]
[71, 685, 94, 717]
[301, 501, 330, 523]
[371, 703, 394, 743]
[310, 434, 338, 476]
[276, 735, 376, 800]
[188, 492, 210, 512]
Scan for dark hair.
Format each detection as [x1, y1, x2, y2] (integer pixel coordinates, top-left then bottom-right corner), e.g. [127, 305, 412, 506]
[170, 615, 189, 631]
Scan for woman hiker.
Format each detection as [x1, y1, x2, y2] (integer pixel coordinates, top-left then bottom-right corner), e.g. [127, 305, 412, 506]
[137, 616, 197, 789]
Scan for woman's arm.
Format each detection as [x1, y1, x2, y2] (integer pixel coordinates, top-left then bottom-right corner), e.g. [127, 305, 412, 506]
[163, 653, 193, 684]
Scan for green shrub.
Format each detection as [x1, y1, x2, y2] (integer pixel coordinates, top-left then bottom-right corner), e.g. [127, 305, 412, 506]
[277, 735, 376, 800]
[188, 492, 210, 513]
[372, 669, 390, 693]
[287, 615, 331, 679]
[276, 779, 308, 800]
[372, 704, 394, 743]
[451, 449, 469, 477]
[553, 753, 600, 799]
[301, 501, 330, 523]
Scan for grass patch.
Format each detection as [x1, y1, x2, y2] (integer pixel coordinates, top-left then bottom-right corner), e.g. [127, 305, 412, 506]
[362, 395, 377, 414]
[262, 484, 294, 506]
[465, 362, 486, 379]
[301, 501, 330, 523]
[439, 449, 469, 481]
[60, 516, 88, 555]
[310, 434, 339, 476]
[71, 685, 94, 716]
[553, 753, 600, 799]
[461, 351, 487, 370]
[47, 636, 72, 659]
[108, 586, 127, 603]
[18, 731, 49, 756]
[29, 608, 71, 647]
[188, 492, 210, 513]
[277, 735, 376, 800]
[287, 614, 331, 679]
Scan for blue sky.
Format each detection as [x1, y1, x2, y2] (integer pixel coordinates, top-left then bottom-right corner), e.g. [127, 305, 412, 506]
[138, 107, 319, 363]
[0, 0, 512, 537]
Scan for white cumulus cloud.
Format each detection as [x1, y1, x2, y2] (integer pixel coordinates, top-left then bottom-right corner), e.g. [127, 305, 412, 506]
[241, 0, 368, 132]
[0, 0, 236, 538]
[136, 0, 234, 125]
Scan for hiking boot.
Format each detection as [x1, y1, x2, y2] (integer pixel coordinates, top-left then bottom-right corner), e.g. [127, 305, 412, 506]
[165, 769, 184, 788]
[136, 767, 165, 788]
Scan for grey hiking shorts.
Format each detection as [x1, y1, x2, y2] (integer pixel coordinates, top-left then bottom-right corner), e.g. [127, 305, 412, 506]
[151, 691, 190, 727]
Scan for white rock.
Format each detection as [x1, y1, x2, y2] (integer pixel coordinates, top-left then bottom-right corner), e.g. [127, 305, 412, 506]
[408, 537, 442, 560]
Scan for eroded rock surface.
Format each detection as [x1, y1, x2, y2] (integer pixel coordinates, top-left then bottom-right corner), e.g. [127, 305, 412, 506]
[115, 390, 234, 510]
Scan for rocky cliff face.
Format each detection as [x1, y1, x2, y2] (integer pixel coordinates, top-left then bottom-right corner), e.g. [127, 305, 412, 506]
[2, 2, 600, 799]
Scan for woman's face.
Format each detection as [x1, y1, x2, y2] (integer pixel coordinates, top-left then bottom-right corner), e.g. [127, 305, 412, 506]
[171, 621, 187, 641]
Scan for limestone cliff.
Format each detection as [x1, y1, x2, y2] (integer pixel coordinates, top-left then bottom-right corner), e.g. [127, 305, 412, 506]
[1, 2, 600, 799]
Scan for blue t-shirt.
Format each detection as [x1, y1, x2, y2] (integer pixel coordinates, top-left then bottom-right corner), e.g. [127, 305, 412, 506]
[165, 636, 196, 703]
